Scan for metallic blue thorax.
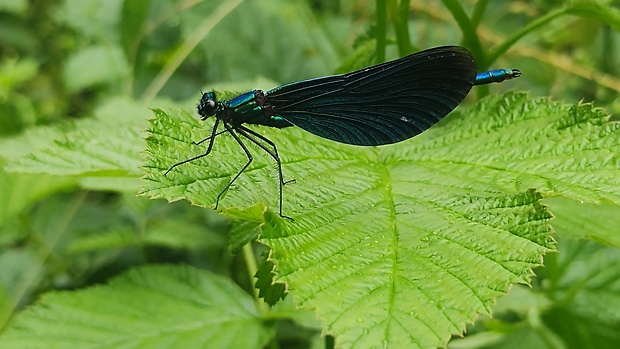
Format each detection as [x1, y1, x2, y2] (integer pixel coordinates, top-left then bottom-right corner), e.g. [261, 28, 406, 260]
[224, 90, 292, 128]
[228, 92, 263, 117]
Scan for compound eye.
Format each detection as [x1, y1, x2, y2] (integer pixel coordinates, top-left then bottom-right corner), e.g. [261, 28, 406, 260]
[197, 92, 218, 119]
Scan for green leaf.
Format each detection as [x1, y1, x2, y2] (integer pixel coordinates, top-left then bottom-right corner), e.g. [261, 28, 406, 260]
[141, 107, 378, 214]
[255, 258, 286, 306]
[471, 238, 620, 349]
[0, 122, 75, 162]
[66, 219, 224, 253]
[8, 118, 142, 176]
[4, 97, 151, 191]
[142, 92, 620, 347]
[543, 197, 620, 248]
[0, 172, 75, 226]
[64, 45, 129, 93]
[0, 265, 273, 348]
[539, 239, 620, 349]
[262, 190, 551, 348]
[143, 93, 620, 213]
[226, 203, 268, 253]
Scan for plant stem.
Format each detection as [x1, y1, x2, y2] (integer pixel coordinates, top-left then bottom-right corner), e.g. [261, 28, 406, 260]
[242, 243, 268, 314]
[375, 0, 387, 63]
[389, 0, 412, 56]
[442, 0, 483, 59]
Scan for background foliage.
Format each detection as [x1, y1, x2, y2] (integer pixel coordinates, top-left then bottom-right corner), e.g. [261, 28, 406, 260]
[1, 0, 619, 348]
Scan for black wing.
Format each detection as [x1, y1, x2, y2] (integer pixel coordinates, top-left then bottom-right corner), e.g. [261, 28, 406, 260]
[265, 46, 477, 146]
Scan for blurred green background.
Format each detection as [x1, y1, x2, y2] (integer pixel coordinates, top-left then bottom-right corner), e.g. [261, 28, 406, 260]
[1, 0, 619, 348]
[3, 0, 619, 135]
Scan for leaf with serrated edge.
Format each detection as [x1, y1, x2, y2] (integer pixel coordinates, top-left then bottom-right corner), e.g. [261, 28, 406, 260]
[0, 265, 273, 349]
[142, 92, 620, 347]
[5, 97, 149, 178]
[262, 190, 552, 348]
[227, 203, 266, 253]
[7, 119, 143, 176]
[255, 258, 286, 306]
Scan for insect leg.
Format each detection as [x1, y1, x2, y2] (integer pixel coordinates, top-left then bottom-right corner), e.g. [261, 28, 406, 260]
[215, 123, 254, 210]
[193, 129, 228, 145]
[164, 119, 221, 175]
[236, 126, 293, 220]
[237, 126, 295, 185]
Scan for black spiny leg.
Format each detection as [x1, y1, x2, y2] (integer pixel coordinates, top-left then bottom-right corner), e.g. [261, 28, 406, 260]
[192, 129, 228, 146]
[237, 125, 294, 220]
[164, 119, 222, 175]
[215, 123, 254, 210]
